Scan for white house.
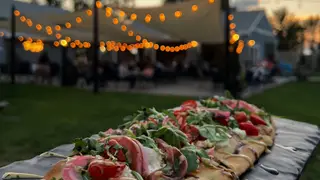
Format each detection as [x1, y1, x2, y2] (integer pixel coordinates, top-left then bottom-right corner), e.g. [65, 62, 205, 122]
[222, 10, 277, 67]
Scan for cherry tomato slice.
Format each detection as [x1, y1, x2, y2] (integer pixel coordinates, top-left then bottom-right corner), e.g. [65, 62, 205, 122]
[88, 159, 126, 180]
[181, 100, 198, 108]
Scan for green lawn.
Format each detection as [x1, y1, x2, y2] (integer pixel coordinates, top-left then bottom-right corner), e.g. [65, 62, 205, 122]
[0, 82, 319, 179]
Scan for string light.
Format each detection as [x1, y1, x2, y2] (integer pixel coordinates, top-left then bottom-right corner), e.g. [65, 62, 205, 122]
[18, 36, 24, 41]
[236, 40, 245, 54]
[14, 10, 20, 16]
[229, 23, 236, 29]
[105, 7, 112, 17]
[55, 25, 61, 31]
[76, 17, 82, 23]
[130, 13, 137, 21]
[70, 42, 76, 48]
[23, 40, 44, 52]
[121, 25, 127, 31]
[55, 33, 62, 39]
[86, 9, 92, 16]
[174, 11, 182, 18]
[136, 35, 141, 41]
[36, 24, 42, 31]
[20, 16, 26, 22]
[228, 14, 234, 21]
[247, 40, 255, 47]
[65, 36, 71, 42]
[159, 13, 166, 22]
[145, 14, 152, 23]
[228, 13, 256, 54]
[14, 10, 199, 52]
[60, 39, 68, 47]
[112, 18, 119, 24]
[65, 22, 72, 28]
[96, 1, 103, 8]
[191, 5, 198, 12]
[14, 2, 208, 49]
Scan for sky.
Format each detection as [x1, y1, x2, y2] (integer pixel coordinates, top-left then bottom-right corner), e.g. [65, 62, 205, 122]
[234, 0, 320, 17]
[16, 0, 320, 17]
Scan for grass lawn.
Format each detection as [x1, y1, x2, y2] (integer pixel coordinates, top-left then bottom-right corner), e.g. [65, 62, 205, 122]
[0, 82, 319, 179]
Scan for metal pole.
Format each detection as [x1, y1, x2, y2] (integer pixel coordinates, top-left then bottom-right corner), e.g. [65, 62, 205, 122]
[60, 46, 67, 86]
[10, 5, 16, 84]
[92, 0, 99, 93]
[223, 0, 231, 92]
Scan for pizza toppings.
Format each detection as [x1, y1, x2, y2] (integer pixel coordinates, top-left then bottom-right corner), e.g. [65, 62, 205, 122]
[239, 122, 260, 136]
[88, 159, 126, 180]
[250, 114, 267, 126]
[5, 96, 275, 180]
[234, 111, 247, 123]
[181, 100, 198, 109]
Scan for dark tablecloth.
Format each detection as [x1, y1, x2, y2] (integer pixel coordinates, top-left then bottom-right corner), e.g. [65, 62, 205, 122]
[1, 117, 319, 180]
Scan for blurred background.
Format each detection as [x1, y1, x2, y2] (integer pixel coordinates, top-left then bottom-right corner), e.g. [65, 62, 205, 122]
[0, 0, 319, 179]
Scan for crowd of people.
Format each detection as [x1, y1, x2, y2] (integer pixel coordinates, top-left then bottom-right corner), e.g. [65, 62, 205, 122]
[0, 50, 287, 92]
[0, 51, 205, 89]
[244, 54, 280, 85]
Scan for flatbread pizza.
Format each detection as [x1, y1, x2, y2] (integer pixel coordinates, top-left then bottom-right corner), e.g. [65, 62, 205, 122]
[2, 96, 276, 180]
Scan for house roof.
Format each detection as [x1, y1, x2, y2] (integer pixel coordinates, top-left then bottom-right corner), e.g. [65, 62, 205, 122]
[222, 10, 276, 40]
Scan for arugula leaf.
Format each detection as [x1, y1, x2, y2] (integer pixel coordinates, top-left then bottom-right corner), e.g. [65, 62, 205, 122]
[151, 126, 189, 148]
[200, 99, 220, 108]
[73, 137, 104, 156]
[228, 117, 239, 129]
[181, 149, 198, 172]
[219, 104, 232, 112]
[123, 129, 137, 138]
[186, 110, 214, 126]
[257, 111, 272, 126]
[148, 108, 166, 122]
[198, 125, 229, 142]
[224, 90, 234, 99]
[131, 171, 144, 180]
[162, 109, 180, 127]
[81, 171, 91, 180]
[237, 108, 252, 115]
[181, 145, 209, 173]
[182, 145, 209, 159]
[136, 135, 159, 151]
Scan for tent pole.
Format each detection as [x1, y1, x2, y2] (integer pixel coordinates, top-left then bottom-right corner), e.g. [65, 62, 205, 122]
[10, 5, 16, 85]
[60, 46, 67, 86]
[92, 0, 99, 94]
[223, 0, 239, 98]
[224, 0, 230, 88]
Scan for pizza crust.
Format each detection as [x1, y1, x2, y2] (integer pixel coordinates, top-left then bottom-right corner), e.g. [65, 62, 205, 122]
[190, 165, 235, 180]
[43, 160, 67, 180]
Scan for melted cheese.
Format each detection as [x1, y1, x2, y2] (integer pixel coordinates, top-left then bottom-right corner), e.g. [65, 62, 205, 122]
[217, 150, 254, 168]
[142, 147, 164, 174]
[120, 166, 135, 178]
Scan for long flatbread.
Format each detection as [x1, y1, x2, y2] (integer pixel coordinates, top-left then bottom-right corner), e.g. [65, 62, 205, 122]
[2, 97, 276, 180]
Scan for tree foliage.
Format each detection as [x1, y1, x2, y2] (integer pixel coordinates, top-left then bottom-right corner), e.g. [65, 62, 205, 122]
[45, 0, 61, 7]
[272, 8, 305, 50]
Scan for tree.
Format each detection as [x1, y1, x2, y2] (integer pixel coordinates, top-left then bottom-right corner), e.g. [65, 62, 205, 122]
[272, 8, 305, 50]
[74, 0, 90, 11]
[46, 0, 61, 7]
[304, 16, 319, 39]
[165, 0, 179, 3]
